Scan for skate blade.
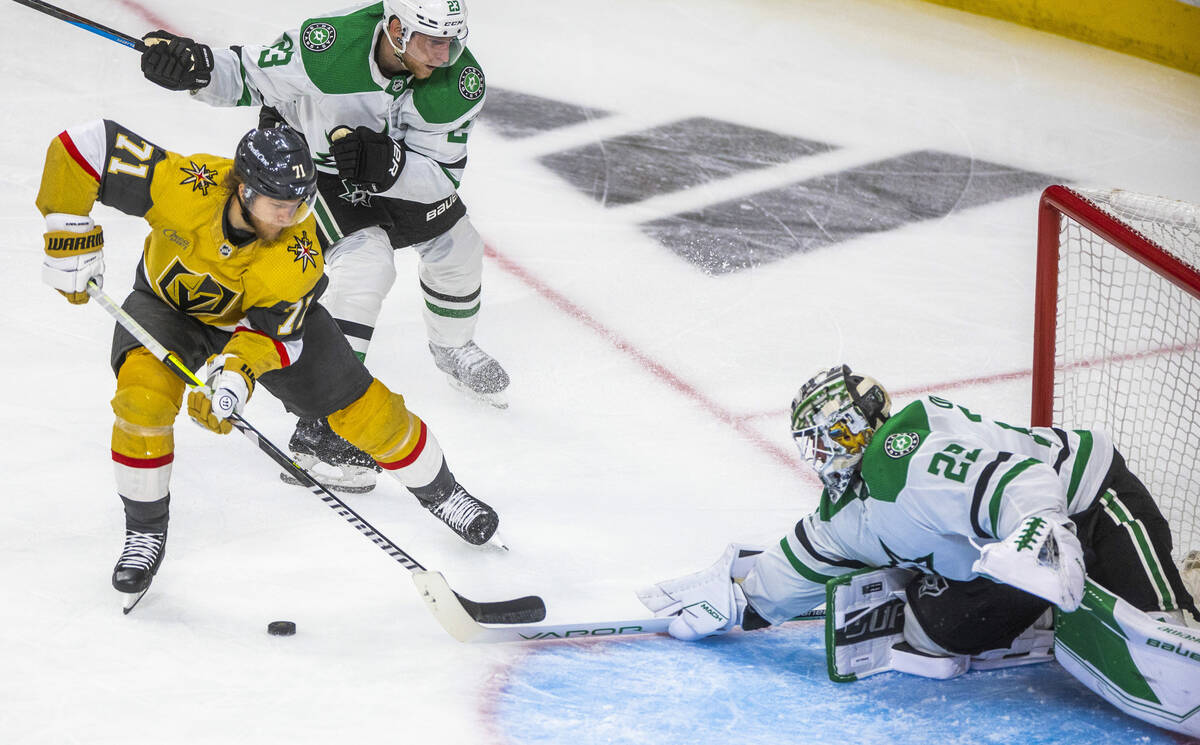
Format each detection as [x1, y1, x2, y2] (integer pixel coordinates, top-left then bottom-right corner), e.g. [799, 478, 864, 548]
[444, 376, 509, 410]
[483, 530, 510, 552]
[121, 588, 149, 615]
[279, 454, 379, 493]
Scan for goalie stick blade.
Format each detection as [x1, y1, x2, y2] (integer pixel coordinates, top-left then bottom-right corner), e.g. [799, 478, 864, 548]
[414, 571, 547, 641]
[413, 571, 827, 644]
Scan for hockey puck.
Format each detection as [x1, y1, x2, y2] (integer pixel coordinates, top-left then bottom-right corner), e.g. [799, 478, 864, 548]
[267, 621, 296, 636]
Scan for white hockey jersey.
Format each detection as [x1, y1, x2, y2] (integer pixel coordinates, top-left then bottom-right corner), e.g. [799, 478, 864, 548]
[741, 396, 1115, 625]
[192, 2, 482, 207]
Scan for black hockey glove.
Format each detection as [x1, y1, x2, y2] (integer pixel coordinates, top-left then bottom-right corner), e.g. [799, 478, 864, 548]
[330, 126, 406, 193]
[140, 31, 214, 91]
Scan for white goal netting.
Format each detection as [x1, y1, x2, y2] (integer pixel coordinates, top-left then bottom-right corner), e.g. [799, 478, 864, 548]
[1050, 187, 1200, 561]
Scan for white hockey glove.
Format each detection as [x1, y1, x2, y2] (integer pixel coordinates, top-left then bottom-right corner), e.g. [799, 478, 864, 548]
[973, 514, 1086, 612]
[42, 213, 104, 305]
[187, 354, 255, 435]
[636, 544, 762, 641]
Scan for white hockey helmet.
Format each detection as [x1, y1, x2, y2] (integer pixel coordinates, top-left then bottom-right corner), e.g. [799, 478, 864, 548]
[382, 0, 468, 67]
[790, 365, 891, 498]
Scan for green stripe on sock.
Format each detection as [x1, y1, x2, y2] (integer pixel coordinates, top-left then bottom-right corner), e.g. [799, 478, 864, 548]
[425, 300, 480, 319]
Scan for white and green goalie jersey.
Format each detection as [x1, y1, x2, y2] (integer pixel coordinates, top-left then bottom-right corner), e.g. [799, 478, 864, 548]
[193, 2, 482, 204]
[741, 396, 1115, 625]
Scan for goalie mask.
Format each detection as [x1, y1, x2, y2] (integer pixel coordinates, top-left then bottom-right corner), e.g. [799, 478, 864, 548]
[383, 0, 468, 69]
[791, 365, 891, 498]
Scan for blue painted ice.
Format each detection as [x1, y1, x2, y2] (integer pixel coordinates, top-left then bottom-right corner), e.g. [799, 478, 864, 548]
[495, 622, 1178, 745]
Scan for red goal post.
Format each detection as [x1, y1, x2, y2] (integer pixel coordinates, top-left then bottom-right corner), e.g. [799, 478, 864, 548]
[1032, 185, 1200, 560]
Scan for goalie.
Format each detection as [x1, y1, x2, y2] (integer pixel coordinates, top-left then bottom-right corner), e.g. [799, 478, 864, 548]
[639, 365, 1200, 736]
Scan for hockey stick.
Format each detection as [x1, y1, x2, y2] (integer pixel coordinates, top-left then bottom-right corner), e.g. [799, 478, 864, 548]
[415, 570, 827, 643]
[9, 0, 147, 51]
[83, 281, 545, 626]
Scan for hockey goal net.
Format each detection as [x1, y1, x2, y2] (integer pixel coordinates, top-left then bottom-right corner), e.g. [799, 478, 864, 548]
[1032, 185, 1200, 562]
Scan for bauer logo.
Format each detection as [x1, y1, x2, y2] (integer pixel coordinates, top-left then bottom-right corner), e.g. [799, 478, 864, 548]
[459, 66, 484, 100]
[302, 23, 336, 52]
[884, 432, 920, 458]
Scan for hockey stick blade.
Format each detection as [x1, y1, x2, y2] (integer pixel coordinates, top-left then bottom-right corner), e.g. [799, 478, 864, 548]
[414, 571, 546, 641]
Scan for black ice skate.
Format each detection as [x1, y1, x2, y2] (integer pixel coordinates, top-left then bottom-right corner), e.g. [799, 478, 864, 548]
[280, 417, 380, 493]
[429, 341, 510, 409]
[426, 484, 500, 546]
[112, 529, 167, 614]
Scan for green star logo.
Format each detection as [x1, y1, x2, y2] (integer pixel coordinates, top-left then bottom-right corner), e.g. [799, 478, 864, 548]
[458, 66, 484, 100]
[884, 432, 920, 458]
[302, 22, 336, 52]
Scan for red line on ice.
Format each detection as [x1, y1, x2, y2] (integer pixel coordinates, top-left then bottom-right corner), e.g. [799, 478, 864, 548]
[112, 0, 175, 33]
[483, 244, 814, 482]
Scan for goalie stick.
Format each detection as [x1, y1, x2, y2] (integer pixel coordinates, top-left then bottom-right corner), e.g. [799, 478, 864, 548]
[84, 281, 545, 626]
[414, 571, 826, 643]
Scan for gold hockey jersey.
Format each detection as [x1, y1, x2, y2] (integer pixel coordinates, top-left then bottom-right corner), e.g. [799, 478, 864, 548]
[36, 119, 325, 372]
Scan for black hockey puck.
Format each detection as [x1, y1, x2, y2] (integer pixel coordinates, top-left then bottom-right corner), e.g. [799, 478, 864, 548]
[267, 621, 296, 636]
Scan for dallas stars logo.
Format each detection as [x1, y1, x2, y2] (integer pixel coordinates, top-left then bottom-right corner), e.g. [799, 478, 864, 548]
[287, 231, 320, 272]
[880, 539, 934, 572]
[458, 66, 484, 100]
[179, 161, 220, 195]
[338, 178, 374, 207]
[884, 432, 920, 458]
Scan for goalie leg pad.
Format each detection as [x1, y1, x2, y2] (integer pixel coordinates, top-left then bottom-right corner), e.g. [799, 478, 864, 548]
[1056, 579, 1200, 737]
[328, 379, 445, 488]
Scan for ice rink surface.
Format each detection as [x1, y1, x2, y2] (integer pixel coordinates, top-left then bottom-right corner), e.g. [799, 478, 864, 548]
[2, 0, 1199, 743]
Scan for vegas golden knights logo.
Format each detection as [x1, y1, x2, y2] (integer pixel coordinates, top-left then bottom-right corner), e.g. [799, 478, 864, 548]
[157, 259, 239, 315]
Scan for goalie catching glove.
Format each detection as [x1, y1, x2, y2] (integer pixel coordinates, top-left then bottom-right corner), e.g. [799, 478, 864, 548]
[187, 354, 256, 435]
[636, 544, 763, 641]
[973, 514, 1086, 611]
[43, 213, 103, 304]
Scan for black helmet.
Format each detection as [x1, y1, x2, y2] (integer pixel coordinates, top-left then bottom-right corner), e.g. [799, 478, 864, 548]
[234, 126, 317, 202]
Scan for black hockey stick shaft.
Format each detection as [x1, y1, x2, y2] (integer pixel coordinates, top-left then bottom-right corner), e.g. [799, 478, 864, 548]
[10, 0, 147, 51]
[84, 281, 428, 573]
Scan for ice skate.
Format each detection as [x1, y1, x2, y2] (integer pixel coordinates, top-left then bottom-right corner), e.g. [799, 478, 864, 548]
[280, 417, 380, 493]
[429, 341, 509, 409]
[112, 529, 167, 614]
[425, 484, 501, 546]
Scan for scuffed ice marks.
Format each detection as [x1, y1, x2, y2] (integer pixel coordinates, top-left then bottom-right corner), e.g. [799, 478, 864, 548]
[492, 623, 1178, 745]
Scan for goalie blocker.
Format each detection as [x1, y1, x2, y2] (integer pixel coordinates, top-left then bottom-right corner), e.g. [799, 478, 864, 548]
[828, 567, 1200, 737]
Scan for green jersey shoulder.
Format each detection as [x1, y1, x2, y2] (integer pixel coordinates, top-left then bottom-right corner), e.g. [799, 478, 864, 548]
[298, 3, 387, 95]
[411, 47, 485, 125]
